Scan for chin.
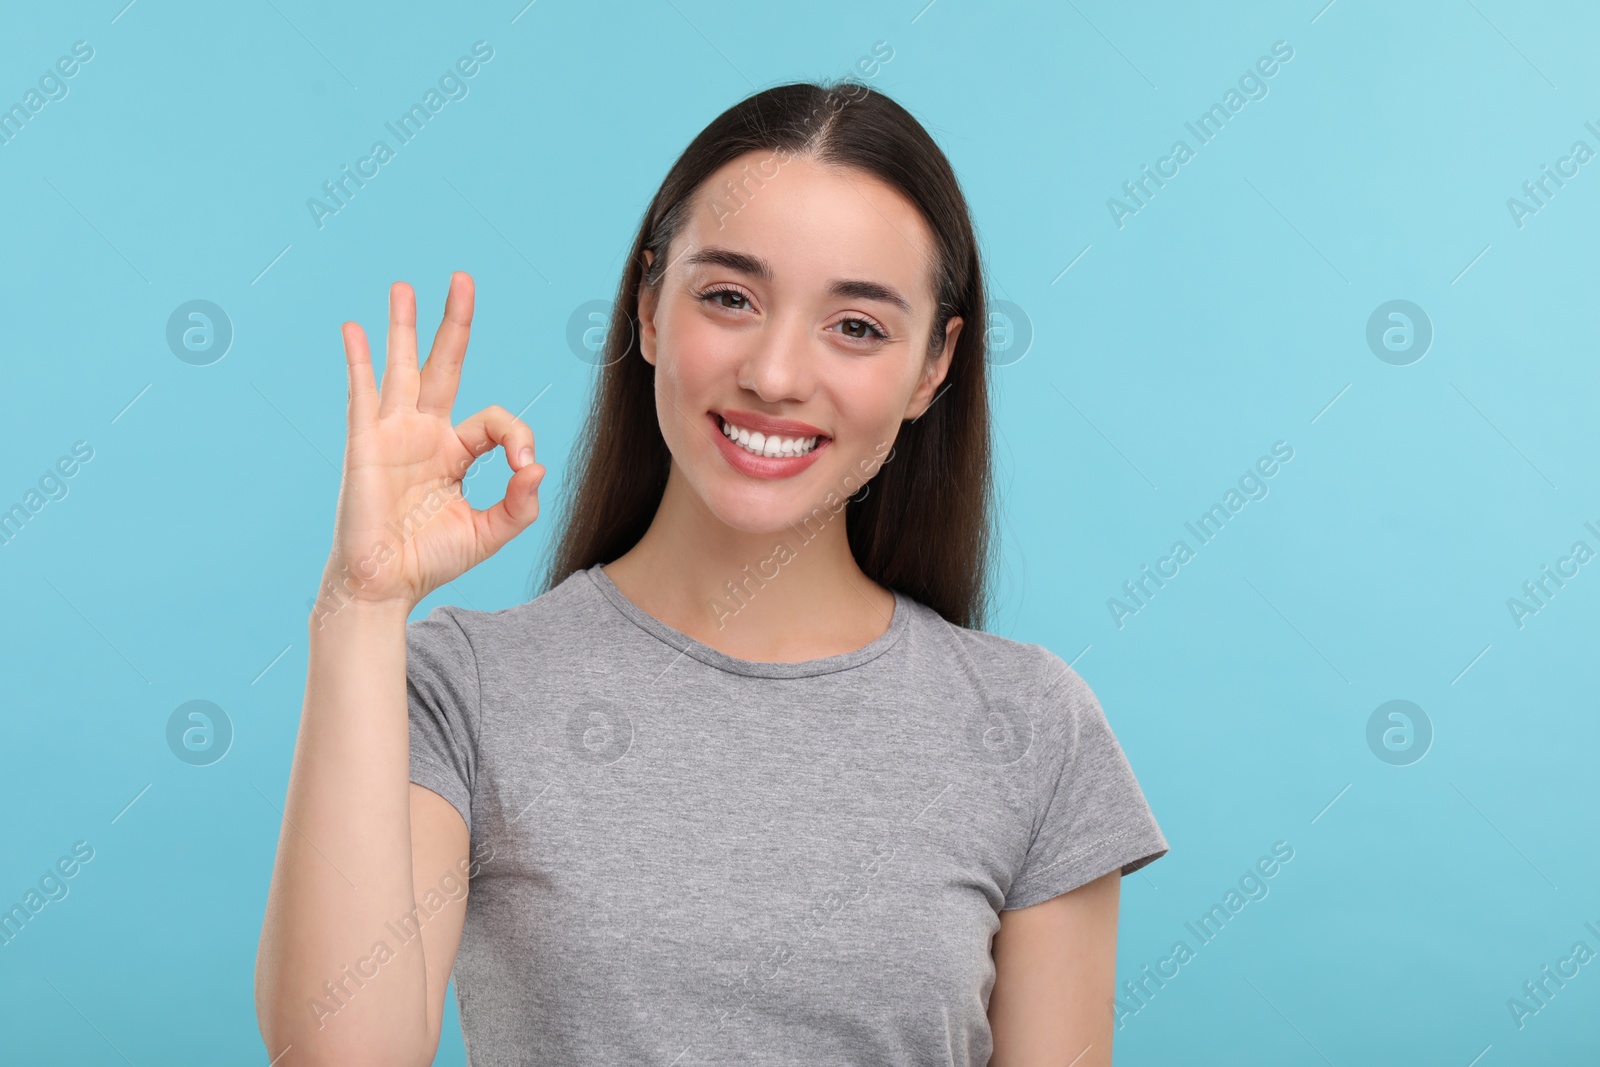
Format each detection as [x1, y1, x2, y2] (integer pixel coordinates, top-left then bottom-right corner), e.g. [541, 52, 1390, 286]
[701, 481, 837, 537]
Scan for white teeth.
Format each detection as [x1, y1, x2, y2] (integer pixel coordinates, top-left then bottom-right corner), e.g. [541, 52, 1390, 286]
[719, 417, 819, 458]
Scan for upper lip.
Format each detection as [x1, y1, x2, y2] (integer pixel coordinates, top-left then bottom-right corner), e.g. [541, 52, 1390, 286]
[714, 408, 829, 440]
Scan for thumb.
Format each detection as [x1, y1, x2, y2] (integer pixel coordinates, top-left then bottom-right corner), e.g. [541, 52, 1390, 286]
[470, 461, 547, 560]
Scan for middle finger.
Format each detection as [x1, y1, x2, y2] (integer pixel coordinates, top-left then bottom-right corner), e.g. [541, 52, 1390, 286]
[378, 280, 421, 416]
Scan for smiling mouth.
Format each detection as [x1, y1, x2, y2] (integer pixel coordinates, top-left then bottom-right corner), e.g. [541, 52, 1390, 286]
[716, 415, 828, 459]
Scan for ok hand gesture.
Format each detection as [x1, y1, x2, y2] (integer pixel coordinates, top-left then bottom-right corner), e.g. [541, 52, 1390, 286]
[315, 272, 546, 619]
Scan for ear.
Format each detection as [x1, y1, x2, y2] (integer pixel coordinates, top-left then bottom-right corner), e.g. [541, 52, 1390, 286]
[903, 315, 962, 422]
[637, 249, 659, 367]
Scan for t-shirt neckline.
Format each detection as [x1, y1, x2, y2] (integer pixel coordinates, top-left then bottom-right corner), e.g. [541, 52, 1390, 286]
[584, 563, 910, 679]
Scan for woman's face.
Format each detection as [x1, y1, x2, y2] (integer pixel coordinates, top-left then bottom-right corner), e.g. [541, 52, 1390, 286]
[637, 149, 963, 535]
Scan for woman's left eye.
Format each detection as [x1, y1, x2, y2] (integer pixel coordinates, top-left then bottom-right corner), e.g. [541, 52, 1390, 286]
[698, 286, 750, 311]
[833, 317, 889, 342]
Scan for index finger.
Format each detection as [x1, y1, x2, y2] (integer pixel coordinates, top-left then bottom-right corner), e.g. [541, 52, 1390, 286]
[340, 321, 379, 428]
[418, 271, 474, 416]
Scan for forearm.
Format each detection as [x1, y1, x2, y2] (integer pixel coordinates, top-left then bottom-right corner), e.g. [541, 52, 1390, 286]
[255, 601, 431, 1067]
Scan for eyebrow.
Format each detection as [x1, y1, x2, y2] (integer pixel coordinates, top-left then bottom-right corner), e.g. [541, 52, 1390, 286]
[681, 245, 914, 315]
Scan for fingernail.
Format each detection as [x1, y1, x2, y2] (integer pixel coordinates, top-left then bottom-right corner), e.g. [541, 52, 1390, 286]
[518, 448, 534, 467]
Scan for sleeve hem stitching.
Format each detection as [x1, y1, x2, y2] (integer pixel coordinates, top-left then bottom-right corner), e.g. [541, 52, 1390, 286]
[1019, 826, 1138, 882]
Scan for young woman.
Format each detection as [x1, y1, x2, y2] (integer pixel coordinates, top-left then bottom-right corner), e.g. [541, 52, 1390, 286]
[256, 80, 1167, 1067]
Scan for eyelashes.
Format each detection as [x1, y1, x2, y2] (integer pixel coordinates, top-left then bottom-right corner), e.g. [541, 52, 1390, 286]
[834, 315, 890, 343]
[694, 284, 751, 312]
[693, 284, 891, 343]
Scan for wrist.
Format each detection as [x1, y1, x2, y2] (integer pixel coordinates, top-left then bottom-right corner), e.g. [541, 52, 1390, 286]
[315, 553, 418, 617]
[307, 589, 413, 634]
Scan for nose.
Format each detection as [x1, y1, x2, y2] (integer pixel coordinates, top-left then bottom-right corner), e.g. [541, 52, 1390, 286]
[737, 313, 814, 404]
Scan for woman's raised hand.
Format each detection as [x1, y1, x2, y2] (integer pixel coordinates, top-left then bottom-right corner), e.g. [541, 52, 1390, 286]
[314, 272, 546, 619]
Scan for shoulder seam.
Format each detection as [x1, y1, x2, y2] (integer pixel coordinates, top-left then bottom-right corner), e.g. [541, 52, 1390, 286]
[1037, 653, 1085, 702]
[1023, 661, 1087, 861]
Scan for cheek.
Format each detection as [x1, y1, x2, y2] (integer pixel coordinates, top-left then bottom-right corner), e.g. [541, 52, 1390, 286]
[659, 311, 738, 397]
[831, 364, 913, 445]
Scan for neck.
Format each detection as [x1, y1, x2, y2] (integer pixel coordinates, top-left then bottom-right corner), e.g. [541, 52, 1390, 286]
[600, 461, 896, 662]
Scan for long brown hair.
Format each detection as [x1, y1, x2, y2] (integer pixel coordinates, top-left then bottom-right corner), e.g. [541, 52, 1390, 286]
[536, 78, 996, 630]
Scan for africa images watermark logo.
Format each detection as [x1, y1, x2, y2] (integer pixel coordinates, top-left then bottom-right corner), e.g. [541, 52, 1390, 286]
[1107, 441, 1295, 629]
[1113, 840, 1296, 1028]
[306, 41, 495, 230]
[1106, 40, 1295, 230]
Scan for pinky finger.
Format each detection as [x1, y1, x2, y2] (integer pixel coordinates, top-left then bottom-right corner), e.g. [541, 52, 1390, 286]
[341, 321, 379, 426]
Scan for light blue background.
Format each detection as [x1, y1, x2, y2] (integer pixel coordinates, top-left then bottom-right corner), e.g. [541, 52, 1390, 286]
[2, 0, 1596, 1063]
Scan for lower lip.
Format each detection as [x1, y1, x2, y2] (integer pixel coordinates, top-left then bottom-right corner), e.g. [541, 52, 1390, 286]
[708, 413, 830, 479]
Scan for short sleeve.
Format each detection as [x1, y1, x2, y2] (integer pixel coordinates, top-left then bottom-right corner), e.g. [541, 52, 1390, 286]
[1002, 668, 1168, 911]
[406, 605, 480, 836]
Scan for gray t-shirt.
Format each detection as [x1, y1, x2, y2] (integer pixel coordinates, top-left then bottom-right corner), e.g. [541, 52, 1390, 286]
[406, 563, 1167, 1066]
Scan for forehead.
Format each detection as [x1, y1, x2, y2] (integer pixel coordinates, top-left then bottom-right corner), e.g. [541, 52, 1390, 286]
[676, 150, 939, 308]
